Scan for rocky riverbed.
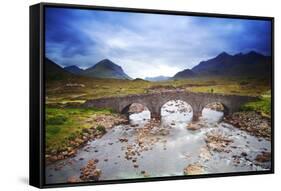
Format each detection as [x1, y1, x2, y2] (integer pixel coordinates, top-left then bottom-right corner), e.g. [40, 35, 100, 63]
[46, 100, 271, 184]
[224, 111, 271, 140]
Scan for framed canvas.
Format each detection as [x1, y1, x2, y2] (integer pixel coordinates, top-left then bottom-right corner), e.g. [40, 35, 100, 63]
[30, 2, 274, 188]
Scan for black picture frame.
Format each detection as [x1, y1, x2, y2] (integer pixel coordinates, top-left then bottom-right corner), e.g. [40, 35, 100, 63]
[30, 2, 274, 188]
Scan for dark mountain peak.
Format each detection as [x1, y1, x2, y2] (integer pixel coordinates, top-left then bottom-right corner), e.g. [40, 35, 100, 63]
[216, 51, 231, 58]
[101, 58, 111, 62]
[64, 65, 83, 75]
[91, 59, 122, 71]
[83, 59, 131, 80]
[95, 59, 116, 66]
[246, 50, 264, 57]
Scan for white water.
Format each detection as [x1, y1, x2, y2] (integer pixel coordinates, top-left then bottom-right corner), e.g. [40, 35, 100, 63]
[129, 110, 151, 125]
[202, 108, 224, 122]
[161, 100, 193, 126]
[46, 100, 271, 184]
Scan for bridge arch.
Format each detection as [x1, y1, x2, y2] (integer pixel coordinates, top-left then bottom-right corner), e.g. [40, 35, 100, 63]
[201, 102, 228, 122]
[160, 100, 193, 115]
[201, 102, 229, 114]
[160, 99, 194, 122]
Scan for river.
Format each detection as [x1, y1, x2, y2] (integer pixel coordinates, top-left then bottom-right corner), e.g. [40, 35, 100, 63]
[46, 100, 271, 184]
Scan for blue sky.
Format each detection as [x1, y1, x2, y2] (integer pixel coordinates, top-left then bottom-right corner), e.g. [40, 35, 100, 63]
[45, 7, 271, 78]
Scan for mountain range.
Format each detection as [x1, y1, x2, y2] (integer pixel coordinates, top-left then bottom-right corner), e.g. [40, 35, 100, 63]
[45, 50, 271, 81]
[63, 59, 131, 80]
[190, 51, 271, 77]
[172, 51, 271, 79]
[145, 75, 170, 82]
[46, 58, 132, 81]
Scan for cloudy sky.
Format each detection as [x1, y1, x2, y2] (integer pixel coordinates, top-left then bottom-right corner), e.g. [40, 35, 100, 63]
[45, 7, 271, 79]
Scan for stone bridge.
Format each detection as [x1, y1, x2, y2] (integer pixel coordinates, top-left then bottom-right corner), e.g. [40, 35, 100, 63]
[83, 91, 258, 120]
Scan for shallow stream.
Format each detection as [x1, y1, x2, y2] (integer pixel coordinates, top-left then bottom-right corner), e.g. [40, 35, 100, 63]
[46, 100, 271, 184]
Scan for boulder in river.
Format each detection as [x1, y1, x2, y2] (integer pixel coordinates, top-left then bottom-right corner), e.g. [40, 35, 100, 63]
[184, 163, 205, 175]
[199, 146, 212, 161]
[187, 123, 201, 131]
[119, 138, 128, 143]
[205, 130, 233, 152]
[255, 151, 271, 163]
[141, 171, 150, 177]
[67, 176, 80, 183]
[80, 159, 102, 181]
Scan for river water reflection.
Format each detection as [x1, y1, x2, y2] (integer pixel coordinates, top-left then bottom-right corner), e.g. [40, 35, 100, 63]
[46, 100, 271, 184]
